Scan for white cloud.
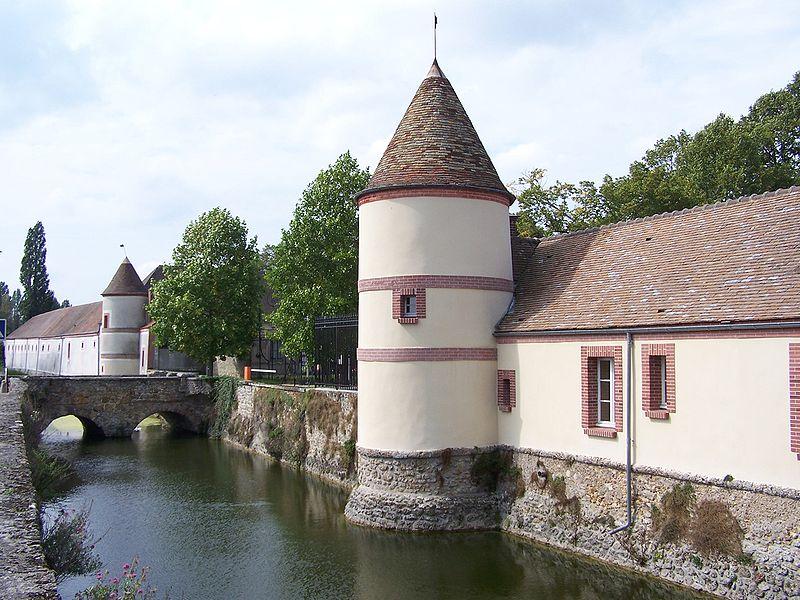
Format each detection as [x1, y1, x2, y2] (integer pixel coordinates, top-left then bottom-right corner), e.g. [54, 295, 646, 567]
[1, 0, 799, 304]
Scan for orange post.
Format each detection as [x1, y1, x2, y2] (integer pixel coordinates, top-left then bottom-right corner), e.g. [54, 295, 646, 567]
[243, 366, 252, 381]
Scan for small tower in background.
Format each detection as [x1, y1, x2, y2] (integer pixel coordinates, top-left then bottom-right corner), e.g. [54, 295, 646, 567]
[99, 258, 148, 375]
[346, 59, 514, 529]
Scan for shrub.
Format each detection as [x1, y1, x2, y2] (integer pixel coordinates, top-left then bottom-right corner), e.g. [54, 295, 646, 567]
[29, 448, 77, 501]
[77, 557, 159, 599]
[340, 438, 356, 474]
[651, 483, 695, 544]
[469, 449, 511, 493]
[41, 506, 101, 582]
[689, 499, 744, 557]
[209, 376, 239, 438]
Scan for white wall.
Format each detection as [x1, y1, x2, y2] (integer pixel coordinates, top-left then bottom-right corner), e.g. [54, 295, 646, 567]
[497, 334, 800, 490]
[359, 197, 513, 280]
[5, 335, 99, 376]
[100, 294, 146, 376]
[358, 193, 512, 453]
[358, 360, 499, 451]
[359, 289, 509, 348]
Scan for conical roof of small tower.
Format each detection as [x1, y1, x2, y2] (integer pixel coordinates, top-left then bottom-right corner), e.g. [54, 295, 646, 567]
[101, 258, 148, 296]
[358, 59, 512, 201]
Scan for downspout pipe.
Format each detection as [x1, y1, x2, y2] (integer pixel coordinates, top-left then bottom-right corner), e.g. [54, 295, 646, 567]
[610, 330, 634, 535]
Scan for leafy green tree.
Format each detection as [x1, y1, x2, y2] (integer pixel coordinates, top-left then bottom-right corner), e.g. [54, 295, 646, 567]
[19, 222, 60, 321]
[0, 282, 11, 327]
[148, 208, 264, 371]
[515, 71, 800, 238]
[9, 289, 22, 331]
[513, 168, 606, 238]
[265, 152, 369, 356]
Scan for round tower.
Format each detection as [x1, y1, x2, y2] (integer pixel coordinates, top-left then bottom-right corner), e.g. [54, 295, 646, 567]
[346, 60, 514, 530]
[99, 258, 148, 376]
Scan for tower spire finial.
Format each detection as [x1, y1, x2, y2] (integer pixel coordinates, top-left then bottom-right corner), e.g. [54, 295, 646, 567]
[434, 13, 438, 60]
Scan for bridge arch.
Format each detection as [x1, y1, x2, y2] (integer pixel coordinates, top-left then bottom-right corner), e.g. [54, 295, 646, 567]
[40, 413, 105, 440]
[134, 410, 199, 435]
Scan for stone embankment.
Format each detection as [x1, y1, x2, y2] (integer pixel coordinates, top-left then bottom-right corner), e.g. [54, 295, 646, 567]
[224, 383, 357, 488]
[0, 380, 59, 599]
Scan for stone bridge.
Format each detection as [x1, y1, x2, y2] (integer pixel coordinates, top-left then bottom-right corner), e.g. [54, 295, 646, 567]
[20, 376, 214, 438]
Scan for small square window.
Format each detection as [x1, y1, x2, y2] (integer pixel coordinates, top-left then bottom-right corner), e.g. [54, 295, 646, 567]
[401, 295, 417, 317]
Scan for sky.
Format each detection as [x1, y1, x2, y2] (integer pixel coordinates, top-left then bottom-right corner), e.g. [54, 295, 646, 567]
[1, 0, 799, 305]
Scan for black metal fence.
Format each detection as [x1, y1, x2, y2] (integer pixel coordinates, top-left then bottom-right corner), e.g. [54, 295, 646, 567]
[313, 314, 357, 389]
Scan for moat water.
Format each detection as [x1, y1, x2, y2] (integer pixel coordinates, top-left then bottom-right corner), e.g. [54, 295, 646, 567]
[43, 417, 701, 599]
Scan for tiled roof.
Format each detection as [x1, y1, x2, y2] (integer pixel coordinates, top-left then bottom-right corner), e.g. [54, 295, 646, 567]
[498, 187, 800, 333]
[102, 258, 147, 296]
[358, 60, 512, 200]
[8, 302, 102, 339]
[142, 265, 164, 289]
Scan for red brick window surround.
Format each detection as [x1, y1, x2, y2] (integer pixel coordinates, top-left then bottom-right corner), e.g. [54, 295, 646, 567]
[581, 346, 623, 438]
[497, 370, 516, 413]
[641, 343, 676, 420]
[392, 287, 426, 324]
[791, 343, 799, 460]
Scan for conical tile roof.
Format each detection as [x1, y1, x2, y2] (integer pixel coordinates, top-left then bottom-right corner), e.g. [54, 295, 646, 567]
[102, 258, 147, 296]
[359, 60, 512, 201]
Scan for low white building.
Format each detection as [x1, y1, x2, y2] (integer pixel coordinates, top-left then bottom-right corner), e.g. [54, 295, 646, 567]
[5, 259, 198, 376]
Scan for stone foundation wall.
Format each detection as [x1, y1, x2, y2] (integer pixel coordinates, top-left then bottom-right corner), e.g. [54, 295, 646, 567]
[224, 383, 357, 488]
[345, 447, 499, 530]
[0, 380, 59, 598]
[344, 444, 799, 598]
[502, 448, 800, 599]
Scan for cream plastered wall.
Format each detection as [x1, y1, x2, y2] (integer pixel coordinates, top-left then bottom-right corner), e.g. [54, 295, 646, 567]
[358, 197, 513, 280]
[358, 360, 499, 451]
[635, 336, 798, 490]
[498, 335, 800, 490]
[497, 340, 627, 463]
[60, 335, 99, 375]
[100, 295, 146, 375]
[358, 289, 511, 349]
[102, 296, 146, 329]
[139, 330, 149, 374]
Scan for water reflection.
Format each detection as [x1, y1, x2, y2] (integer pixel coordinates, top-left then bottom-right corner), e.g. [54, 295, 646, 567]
[42, 420, 700, 599]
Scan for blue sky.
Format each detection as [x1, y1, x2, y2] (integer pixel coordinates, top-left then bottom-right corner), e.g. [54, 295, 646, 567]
[1, 0, 799, 305]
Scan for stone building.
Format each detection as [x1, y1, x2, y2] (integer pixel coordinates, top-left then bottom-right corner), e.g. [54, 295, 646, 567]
[5, 258, 197, 375]
[347, 58, 800, 531]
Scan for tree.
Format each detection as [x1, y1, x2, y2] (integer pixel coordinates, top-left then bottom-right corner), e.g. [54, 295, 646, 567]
[9, 290, 22, 331]
[19, 222, 60, 321]
[0, 282, 11, 327]
[515, 71, 800, 238]
[265, 152, 369, 356]
[147, 208, 264, 371]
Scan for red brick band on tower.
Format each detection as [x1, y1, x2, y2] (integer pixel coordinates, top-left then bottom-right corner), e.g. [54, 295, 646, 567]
[357, 347, 498, 362]
[357, 186, 513, 207]
[358, 274, 514, 293]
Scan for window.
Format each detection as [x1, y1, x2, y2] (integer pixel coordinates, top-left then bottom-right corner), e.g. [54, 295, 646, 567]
[597, 358, 614, 425]
[641, 344, 675, 419]
[496, 370, 516, 412]
[401, 295, 417, 317]
[581, 345, 623, 437]
[392, 287, 426, 323]
[103, 313, 110, 329]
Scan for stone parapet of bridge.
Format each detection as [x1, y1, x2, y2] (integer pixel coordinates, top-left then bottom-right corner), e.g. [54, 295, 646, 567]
[20, 375, 214, 438]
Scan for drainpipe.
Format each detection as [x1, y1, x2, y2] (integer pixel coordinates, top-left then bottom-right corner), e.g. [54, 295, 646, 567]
[610, 330, 634, 535]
